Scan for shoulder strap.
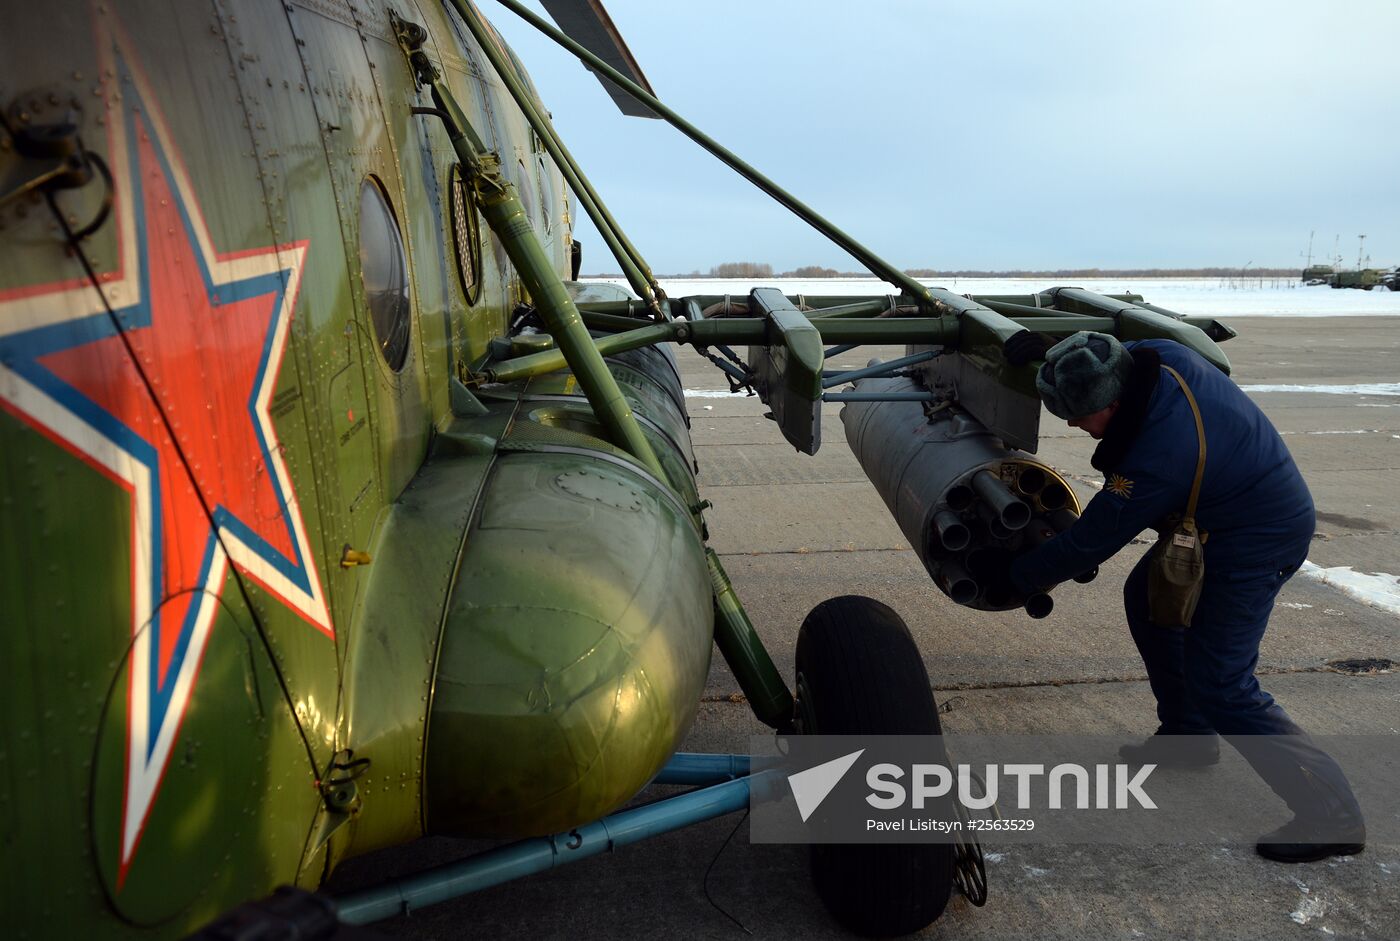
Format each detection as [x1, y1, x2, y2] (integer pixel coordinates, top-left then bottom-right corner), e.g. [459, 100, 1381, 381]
[1160, 365, 1206, 520]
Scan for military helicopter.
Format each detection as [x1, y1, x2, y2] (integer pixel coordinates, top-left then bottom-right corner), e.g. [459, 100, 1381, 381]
[0, 1, 1238, 937]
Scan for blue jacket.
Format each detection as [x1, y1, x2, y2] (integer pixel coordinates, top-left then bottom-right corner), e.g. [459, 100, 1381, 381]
[1010, 339, 1314, 593]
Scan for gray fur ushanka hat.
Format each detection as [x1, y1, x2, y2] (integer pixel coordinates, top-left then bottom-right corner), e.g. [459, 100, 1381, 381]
[1035, 331, 1134, 419]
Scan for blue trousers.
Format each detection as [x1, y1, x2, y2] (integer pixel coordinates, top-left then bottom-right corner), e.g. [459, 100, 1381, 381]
[1124, 530, 1363, 825]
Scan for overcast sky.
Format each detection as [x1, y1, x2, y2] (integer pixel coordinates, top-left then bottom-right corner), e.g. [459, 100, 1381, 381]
[488, 1, 1400, 273]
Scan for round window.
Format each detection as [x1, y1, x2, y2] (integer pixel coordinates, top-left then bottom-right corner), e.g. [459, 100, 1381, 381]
[358, 176, 412, 371]
[448, 164, 482, 305]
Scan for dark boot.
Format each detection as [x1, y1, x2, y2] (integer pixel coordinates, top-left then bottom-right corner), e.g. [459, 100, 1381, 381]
[1118, 732, 1220, 768]
[1256, 816, 1366, 863]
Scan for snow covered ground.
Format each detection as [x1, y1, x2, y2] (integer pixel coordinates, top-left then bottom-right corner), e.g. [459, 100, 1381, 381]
[583, 276, 1400, 318]
[1299, 562, 1400, 617]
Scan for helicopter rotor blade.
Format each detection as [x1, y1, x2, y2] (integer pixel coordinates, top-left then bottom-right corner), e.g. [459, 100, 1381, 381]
[539, 0, 660, 118]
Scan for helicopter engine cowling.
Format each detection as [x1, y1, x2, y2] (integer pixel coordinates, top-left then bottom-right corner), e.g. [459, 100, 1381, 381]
[422, 346, 714, 840]
[840, 373, 1084, 615]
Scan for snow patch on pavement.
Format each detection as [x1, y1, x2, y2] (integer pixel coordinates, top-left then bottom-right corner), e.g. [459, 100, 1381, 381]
[1289, 879, 1330, 926]
[1240, 382, 1400, 396]
[685, 388, 747, 398]
[1290, 894, 1328, 925]
[1300, 562, 1400, 616]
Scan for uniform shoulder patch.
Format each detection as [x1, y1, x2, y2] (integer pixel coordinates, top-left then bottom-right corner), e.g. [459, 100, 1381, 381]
[1105, 473, 1134, 498]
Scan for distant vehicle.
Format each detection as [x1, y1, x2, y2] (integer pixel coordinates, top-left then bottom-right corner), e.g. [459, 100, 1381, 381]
[1322, 234, 1393, 290]
[1302, 264, 1335, 284]
[1329, 268, 1386, 290]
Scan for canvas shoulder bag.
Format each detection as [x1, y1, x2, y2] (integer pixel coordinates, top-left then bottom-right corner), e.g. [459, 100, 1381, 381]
[1147, 366, 1208, 627]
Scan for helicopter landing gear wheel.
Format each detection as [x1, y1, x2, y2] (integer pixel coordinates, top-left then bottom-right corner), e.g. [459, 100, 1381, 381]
[794, 595, 956, 937]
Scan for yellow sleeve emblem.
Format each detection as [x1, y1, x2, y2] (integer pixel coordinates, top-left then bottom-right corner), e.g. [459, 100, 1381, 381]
[1105, 473, 1134, 497]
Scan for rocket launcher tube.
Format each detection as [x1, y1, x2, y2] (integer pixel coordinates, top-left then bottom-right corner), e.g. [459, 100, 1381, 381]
[933, 510, 971, 552]
[945, 484, 975, 511]
[1038, 480, 1071, 511]
[973, 470, 1031, 531]
[1016, 465, 1047, 495]
[1025, 593, 1054, 620]
[841, 375, 1082, 615]
[976, 502, 1015, 541]
[938, 559, 980, 606]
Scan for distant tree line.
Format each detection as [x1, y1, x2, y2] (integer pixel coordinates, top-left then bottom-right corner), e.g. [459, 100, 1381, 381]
[706, 262, 773, 278]
[583, 263, 1299, 278]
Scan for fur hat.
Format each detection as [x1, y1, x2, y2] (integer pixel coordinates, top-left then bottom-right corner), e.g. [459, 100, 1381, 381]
[1035, 332, 1135, 419]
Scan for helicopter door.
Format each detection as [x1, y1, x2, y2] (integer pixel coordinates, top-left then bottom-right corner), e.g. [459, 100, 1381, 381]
[287, 5, 436, 508]
[203, 2, 391, 766]
[269, 11, 386, 630]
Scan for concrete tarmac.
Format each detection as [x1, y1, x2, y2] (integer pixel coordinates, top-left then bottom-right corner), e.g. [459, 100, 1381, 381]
[329, 315, 1400, 940]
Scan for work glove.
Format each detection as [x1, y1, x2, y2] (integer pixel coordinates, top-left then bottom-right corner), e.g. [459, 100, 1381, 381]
[1003, 330, 1053, 366]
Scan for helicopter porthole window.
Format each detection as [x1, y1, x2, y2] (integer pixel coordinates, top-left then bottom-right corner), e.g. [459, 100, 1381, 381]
[448, 164, 482, 306]
[358, 176, 412, 372]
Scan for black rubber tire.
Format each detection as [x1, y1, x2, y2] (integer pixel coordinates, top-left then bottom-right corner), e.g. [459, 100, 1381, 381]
[795, 595, 956, 937]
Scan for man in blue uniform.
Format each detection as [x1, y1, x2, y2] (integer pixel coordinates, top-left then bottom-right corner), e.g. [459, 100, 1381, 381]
[1006, 331, 1365, 863]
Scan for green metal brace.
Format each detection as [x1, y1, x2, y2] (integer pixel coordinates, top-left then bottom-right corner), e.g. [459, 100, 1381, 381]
[446, 0, 665, 317]
[394, 17, 793, 726]
[707, 550, 794, 731]
[394, 18, 666, 480]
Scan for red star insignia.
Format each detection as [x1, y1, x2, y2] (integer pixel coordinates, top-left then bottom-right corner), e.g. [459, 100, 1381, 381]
[0, 25, 331, 880]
